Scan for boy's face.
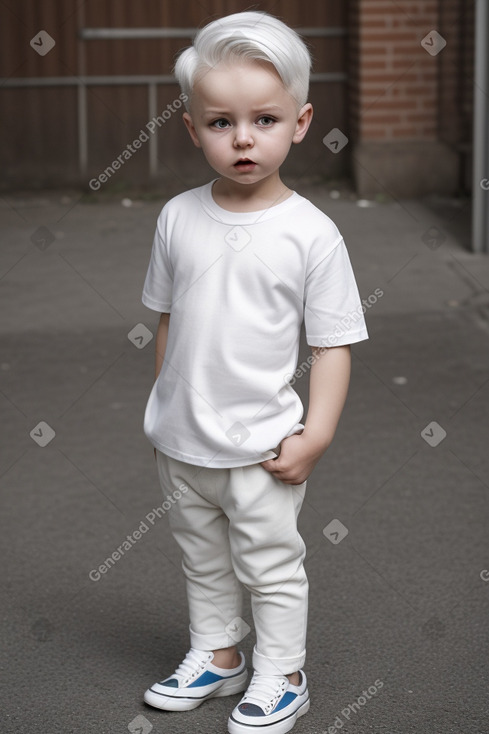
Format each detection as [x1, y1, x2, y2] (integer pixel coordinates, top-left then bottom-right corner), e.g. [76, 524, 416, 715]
[182, 59, 312, 188]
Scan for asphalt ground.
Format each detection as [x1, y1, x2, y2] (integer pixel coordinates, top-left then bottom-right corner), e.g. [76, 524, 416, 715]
[1, 184, 488, 734]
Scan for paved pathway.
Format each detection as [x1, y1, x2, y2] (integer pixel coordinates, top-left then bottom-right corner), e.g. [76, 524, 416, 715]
[1, 186, 488, 733]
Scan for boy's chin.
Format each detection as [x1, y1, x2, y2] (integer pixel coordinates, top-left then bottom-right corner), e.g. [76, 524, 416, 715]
[218, 173, 262, 185]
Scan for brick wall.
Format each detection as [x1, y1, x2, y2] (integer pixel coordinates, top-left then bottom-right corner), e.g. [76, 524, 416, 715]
[348, 0, 465, 196]
[349, 0, 440, 142]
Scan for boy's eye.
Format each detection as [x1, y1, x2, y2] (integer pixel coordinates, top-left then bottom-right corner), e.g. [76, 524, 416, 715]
[257, 116, 276, 126]
[211, 119, 230, 129]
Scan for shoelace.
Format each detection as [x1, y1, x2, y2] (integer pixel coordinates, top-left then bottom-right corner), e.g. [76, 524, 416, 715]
[170, 648, 213, 685]
[241, 673, 288, 713]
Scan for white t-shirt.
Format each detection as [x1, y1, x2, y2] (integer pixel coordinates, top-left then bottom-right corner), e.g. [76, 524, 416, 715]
[142, 180, 368, 468]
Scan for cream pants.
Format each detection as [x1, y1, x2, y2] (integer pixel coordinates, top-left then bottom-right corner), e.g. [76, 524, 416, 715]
[155, 451, 308, 676]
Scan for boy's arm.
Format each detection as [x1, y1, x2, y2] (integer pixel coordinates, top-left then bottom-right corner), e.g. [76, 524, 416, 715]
[261, 345, 351, 485]
[152, 312, 170, 460]
[155, 312, 170, 379]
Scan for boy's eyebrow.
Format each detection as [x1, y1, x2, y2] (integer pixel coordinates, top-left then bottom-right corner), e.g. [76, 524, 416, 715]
[251, 105, 283, 112]
[202, 104, 284, 115]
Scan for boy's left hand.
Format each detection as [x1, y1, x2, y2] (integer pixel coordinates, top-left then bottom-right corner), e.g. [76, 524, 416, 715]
[260, 432, 325, 485]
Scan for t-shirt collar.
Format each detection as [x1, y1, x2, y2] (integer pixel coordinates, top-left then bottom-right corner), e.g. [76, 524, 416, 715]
[199, 178, 303, 225]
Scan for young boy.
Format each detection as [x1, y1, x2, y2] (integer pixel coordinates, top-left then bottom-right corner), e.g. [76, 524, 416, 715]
[141, 11, 368, 734]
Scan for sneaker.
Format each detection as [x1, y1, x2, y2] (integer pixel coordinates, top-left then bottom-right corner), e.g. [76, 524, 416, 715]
[228, 671, 309, 734]
[143, 648, 248, 711]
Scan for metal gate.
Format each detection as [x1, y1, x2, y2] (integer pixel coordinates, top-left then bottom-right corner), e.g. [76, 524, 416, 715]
[0, 1, 349, 190]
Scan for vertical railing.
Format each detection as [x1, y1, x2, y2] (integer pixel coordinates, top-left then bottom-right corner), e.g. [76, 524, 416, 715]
[472, 0, 489, 253]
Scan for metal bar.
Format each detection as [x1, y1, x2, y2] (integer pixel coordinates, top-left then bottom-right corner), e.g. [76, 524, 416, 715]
[0, 75, 176, 87]
[471, 0, 489, 253]
[81, 28, 196, 39]
[148, 82, 158, 179]
[0, 72, 346, 88]
[77, 1, 88, 176]
[77, 84, 88, 176]
[79, 27, 347, 40]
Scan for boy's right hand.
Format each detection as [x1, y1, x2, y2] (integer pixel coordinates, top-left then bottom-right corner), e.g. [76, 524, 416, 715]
[260, 432, 325, 485]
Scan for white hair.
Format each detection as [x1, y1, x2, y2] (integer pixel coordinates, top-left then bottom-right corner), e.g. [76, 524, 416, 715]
[174, 11, 311, 110]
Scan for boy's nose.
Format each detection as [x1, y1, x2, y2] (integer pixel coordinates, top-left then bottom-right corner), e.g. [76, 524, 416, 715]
[233, 124, 254, 148]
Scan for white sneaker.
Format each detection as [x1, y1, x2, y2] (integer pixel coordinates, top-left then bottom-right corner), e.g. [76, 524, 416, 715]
[228, 670, 310, 734]
[144, 648, 248, 711]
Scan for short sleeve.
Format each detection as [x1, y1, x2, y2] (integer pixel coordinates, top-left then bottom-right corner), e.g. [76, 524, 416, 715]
[304, 238, 369, 347]
[142, 212, 173, 313]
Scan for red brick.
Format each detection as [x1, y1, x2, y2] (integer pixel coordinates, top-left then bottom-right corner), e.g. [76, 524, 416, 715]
[405, 112, 437, 123]
[361, 71, 421, 82]
[361, 113, 403, 124]
[391, 126, 422, 138]
[360, 59, 391, 70]
[355, 44, 392, 56]
[368, 99, 421, 111]
[360, 32, 419, 43]
[360, 1, 435, 15]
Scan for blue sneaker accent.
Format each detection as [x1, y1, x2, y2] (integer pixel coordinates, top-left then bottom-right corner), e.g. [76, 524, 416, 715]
[188, 670, 223, 687]
[274, 691, 298, 712]
[228, 671, 309, 734]
[144, 648, 248, 712]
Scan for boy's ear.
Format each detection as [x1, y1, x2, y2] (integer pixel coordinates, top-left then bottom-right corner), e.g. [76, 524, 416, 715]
[292, 103, 313, 144]
[183, 112, 202, 148]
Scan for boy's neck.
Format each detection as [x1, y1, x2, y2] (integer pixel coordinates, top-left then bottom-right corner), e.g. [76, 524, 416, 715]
[212, 174, 294, 213]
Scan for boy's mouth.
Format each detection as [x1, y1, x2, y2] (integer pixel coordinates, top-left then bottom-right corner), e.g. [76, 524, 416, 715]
[234, 158, 256, 169]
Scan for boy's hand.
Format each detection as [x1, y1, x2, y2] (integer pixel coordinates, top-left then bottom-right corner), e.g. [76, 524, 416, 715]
[262, 346, 351, 485]
[260, 432, 326, 485]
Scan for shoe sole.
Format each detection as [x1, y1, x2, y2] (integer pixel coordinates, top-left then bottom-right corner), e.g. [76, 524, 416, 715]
[144, 669, 249, 711]
[227, 697, 310, 734]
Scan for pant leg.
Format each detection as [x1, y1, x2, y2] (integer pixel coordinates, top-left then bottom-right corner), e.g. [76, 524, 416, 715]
[155, 451, 245, 650]
[219, 463, 308, 676]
